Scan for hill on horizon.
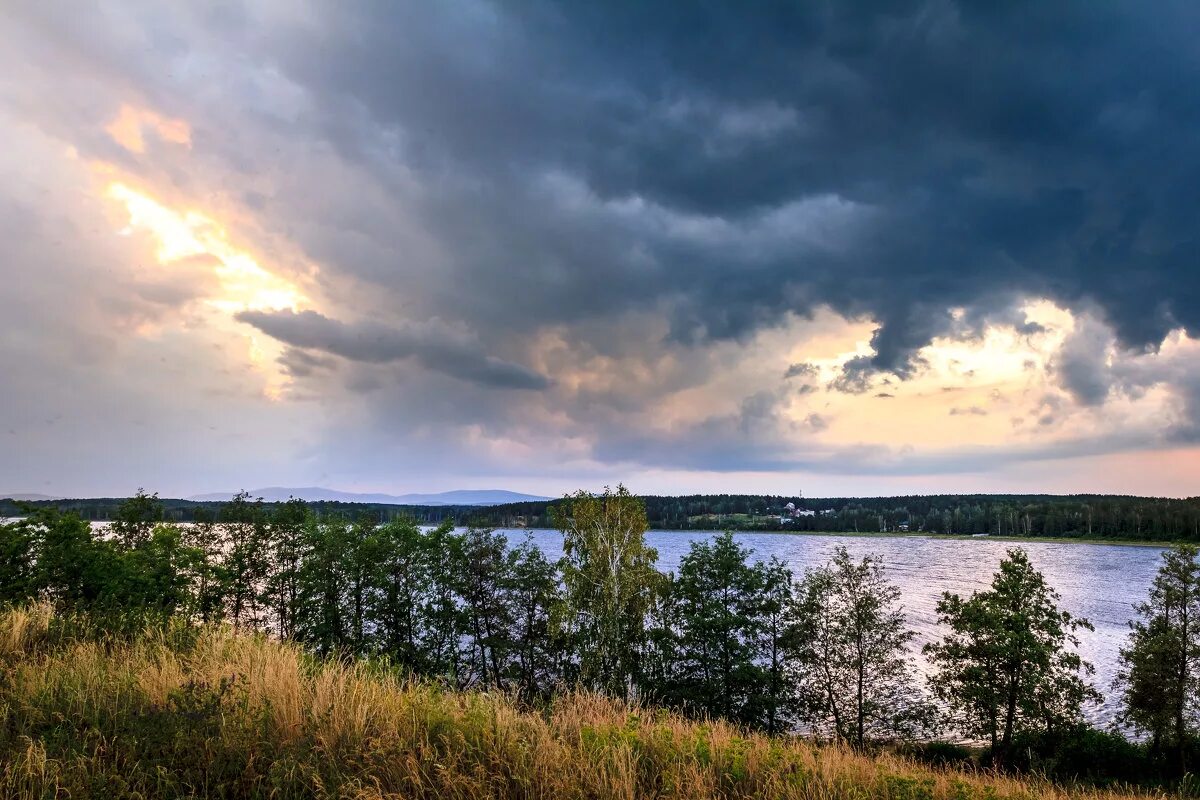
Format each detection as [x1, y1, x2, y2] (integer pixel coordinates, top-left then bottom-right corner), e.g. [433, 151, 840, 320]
[184, 487, 552, 506]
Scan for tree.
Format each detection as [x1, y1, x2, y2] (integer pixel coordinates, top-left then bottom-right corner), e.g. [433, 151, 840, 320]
[668, 531, 766, 725]
[554, 485, 659, 698]
[1117, 544, 1200, 773]
[0, 517, 36, 604]
[508, 536, 565, 702]
[374, 517, 430, 669]
[925, 548, 1098, 768]
[110, 489, 163, 550]
[182, 507, 226, 623]
[754, 556, 794, 735]
[345, 513, 384, 654]
[788, 547, 929, 747]
[220, 493, 270, 631]
[126, 524, 202, 618]
[456, 527, 517, 690]
[265, 498, 309, 639]
[296, 515, 349, 655]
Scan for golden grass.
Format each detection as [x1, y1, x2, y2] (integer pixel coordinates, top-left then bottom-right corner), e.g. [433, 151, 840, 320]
[0, 604, 1166, 799]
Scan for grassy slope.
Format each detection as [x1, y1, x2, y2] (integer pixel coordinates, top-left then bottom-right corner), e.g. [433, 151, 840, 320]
[0, 606, 1153, 800]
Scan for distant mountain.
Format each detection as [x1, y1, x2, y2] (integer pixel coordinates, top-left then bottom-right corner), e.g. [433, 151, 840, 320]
[0, 493, 63, 501]
[186, 487, 551, 506]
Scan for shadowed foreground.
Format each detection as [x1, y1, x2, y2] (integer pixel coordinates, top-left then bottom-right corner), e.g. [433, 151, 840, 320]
[0, 605, 1157, 799]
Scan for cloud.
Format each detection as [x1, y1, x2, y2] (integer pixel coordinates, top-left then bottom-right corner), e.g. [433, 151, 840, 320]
[784, 361, 818, 380]
[235, 309, 552, 391]
[5, 2, 1200, 492]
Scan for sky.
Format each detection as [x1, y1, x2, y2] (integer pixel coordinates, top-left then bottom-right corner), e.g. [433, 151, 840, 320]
[3, 2, 1200, 499]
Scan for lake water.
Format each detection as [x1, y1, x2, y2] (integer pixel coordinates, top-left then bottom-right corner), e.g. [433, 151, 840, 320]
[501, 528, 1165, 729]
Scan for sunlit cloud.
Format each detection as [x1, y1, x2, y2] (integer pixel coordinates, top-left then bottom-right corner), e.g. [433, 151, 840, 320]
[105, 105, 191, 154]
[105, 182, 307, 314]
[103, 181, 310, 401]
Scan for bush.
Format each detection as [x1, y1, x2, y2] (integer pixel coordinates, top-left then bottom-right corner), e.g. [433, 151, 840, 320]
[896, 740, 977, 770]
[983, 726, 1152, 786]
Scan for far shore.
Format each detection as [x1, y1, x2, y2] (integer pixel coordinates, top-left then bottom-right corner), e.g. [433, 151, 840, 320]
[506, 526, 1177, 549]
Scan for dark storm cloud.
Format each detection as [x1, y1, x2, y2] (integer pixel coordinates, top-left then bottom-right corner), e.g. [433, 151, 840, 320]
[257, 0, 1200, 380]
[235, 310, 552, 391]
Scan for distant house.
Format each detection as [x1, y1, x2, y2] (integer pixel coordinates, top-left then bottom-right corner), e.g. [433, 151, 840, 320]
[780, 501, 815, 519]
[897, 522, 910, 532]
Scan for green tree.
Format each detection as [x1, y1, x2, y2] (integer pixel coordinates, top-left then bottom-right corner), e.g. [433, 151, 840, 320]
[456, 526, 517, 690]
[925, 548, 1098, 768]
[554, 485, 659, 698]
[420, 522, 465, 681]
[345, 513, 384, 654]
[182, 507, 226, 623]
[220, 493, 270, 631]
[0, 517, 36, 604]
[110, 489, 163, 550]
[1117, 544, 1200, 772]
[754, 556, 793, 735]
[32, 507, 120, 609]
[264, 498, 309, 638]
[668, 531, 765, 725]
[371, 518, 462, 678]
[374, 517, 429, 668]
[126, 524, 202, 618]
[788, 547, 929, 747]
[296, 515, 349, 655]
[508, 535, 564, 702]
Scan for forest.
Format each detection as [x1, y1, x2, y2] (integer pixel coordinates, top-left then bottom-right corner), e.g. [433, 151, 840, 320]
[6, 491, 1200, 541]
[5, 487, 1200, 794]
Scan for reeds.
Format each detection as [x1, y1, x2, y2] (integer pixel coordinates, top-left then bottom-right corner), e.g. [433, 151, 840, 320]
[0, 603, 1163, 799]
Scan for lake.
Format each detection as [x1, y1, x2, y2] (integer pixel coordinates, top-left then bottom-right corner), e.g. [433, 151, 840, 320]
[500, 528, 1165, 729]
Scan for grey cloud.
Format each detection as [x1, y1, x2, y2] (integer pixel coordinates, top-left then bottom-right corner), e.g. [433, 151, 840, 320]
[784, 361, 818, 379]
[829, 356, 875, 395]
[236, 310, 551, 391]
[278, 347, 337, 378]
[250, 2, 1200, 380]
[1053, 316, 1115, 406]
[949, 406, 987, 416]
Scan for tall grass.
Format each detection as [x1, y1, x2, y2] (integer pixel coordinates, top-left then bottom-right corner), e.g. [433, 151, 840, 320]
[0, 604, 1161, 799]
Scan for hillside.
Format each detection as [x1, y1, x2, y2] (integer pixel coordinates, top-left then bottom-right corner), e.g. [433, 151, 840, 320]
[0, 605, 1152, 800]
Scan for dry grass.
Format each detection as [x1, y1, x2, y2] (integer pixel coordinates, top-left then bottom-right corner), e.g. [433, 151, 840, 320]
[0, 604, 1167, 799]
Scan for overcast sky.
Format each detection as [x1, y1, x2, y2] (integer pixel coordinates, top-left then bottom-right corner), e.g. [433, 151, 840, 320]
[4, 2, 1200, 498]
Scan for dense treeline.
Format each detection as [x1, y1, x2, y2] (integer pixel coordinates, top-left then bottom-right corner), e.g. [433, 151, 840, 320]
[8, 491, 1200, 542]
[5, 487, 1200, 786]
[479, 493, 1200, 541]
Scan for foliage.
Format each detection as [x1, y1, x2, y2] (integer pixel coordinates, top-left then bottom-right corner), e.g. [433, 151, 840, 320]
[554, 484, 659, 698]
[924, 548, 1099, 768]
[788, 546, 932, 747]
[1117, 544, 1200, 773]
[655, 532, 775, 726]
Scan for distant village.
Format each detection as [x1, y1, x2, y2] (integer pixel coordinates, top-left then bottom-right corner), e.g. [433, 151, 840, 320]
[779, 501, 911, 532]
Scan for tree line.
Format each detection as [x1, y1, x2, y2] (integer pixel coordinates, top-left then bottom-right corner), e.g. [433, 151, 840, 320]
[479, 493, 1200, 541]
[4, 487, 1200, 782]
[9, 492, 1200, 542]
